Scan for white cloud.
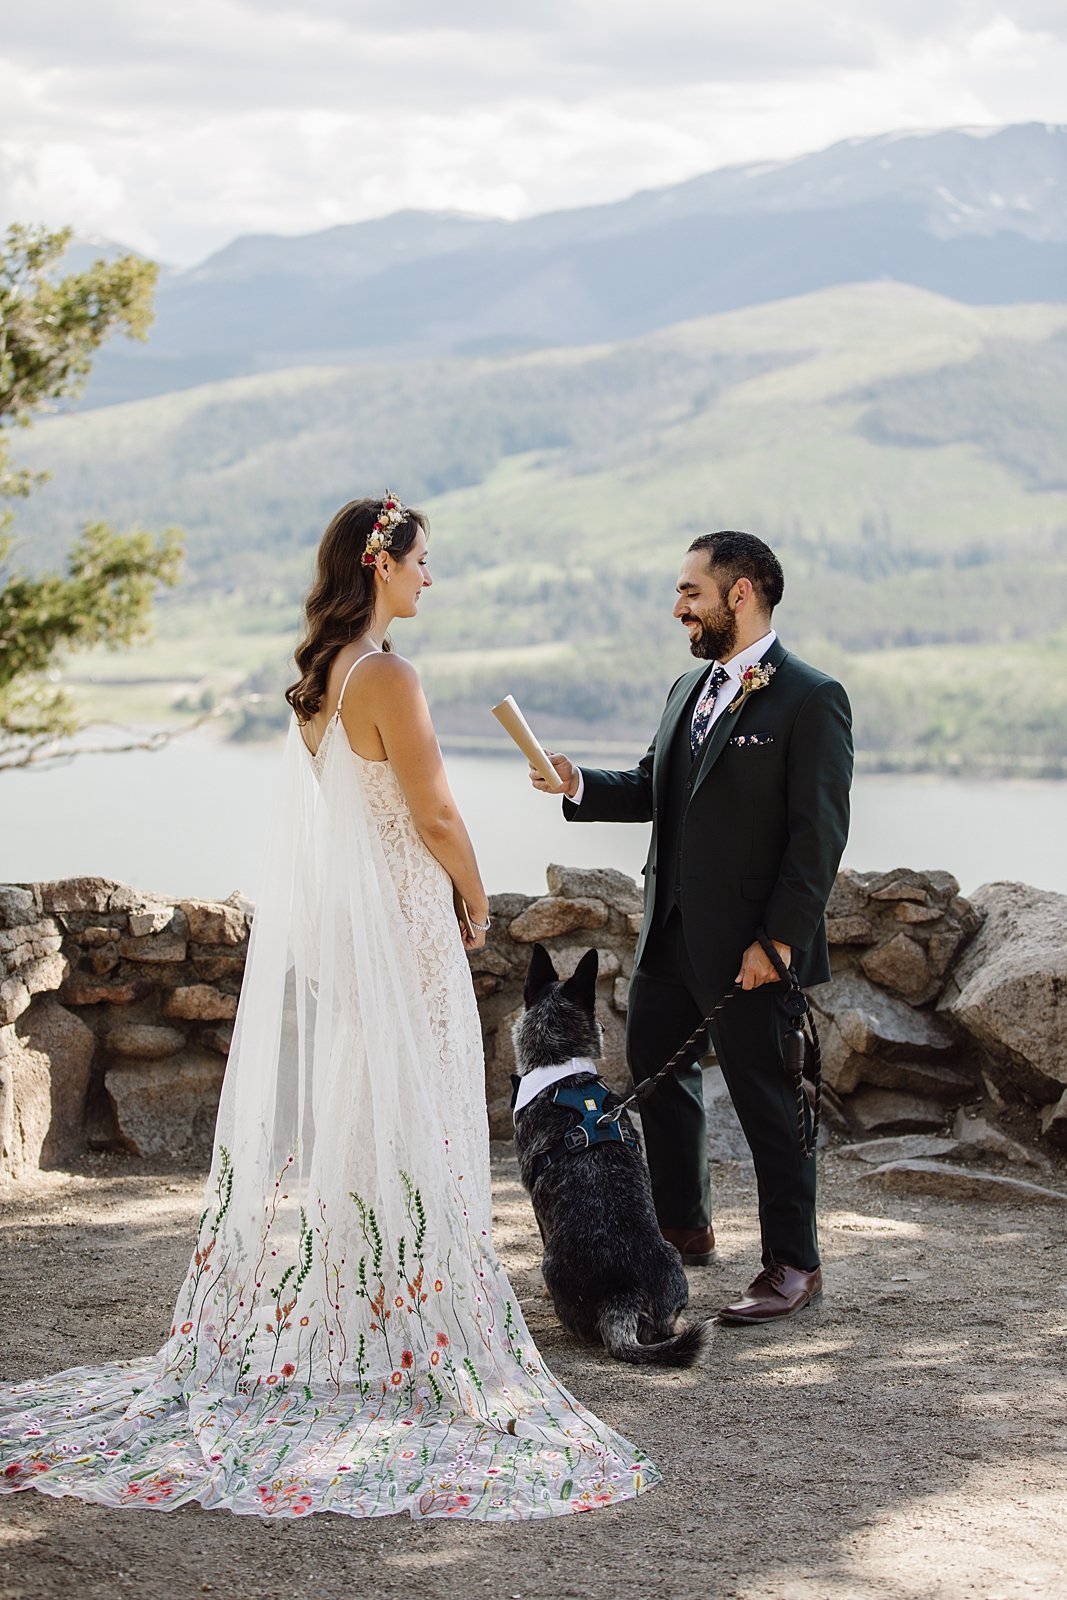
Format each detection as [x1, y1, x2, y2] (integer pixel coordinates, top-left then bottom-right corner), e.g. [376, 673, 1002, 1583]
[0, 2, 1064, 263]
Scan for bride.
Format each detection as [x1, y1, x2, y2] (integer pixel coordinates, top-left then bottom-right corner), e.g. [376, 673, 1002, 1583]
[0, 494, 660, 1521]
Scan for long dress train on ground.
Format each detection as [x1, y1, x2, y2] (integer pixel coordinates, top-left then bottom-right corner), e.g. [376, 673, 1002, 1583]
[0, 658, 660, 1519]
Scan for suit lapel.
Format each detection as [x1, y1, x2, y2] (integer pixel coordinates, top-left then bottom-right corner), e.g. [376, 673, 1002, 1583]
[691, 638, 788, 796]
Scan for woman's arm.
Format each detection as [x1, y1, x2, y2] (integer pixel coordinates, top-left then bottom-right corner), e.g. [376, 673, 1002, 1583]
[344, 655, 489, 944]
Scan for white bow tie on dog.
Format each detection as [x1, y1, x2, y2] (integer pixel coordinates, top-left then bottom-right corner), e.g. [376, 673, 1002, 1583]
[512, 1058, 599, 1122]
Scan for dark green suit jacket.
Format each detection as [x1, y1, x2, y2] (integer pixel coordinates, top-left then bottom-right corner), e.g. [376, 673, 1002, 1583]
[564, 638, 853, 1003]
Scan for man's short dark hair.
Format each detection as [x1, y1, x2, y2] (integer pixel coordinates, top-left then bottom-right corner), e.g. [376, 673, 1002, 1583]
[687, 531, 784, 613]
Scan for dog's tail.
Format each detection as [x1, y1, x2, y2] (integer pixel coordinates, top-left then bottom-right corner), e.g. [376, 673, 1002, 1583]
[596, 1297, 712, 1368]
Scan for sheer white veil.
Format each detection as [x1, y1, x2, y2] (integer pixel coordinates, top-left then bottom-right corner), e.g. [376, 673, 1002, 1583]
[0, 714, 658, 1519]
[158, 719, 494, 1397]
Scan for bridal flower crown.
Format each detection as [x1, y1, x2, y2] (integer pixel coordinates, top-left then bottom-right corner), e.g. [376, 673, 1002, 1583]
[361, 492, 407, 566]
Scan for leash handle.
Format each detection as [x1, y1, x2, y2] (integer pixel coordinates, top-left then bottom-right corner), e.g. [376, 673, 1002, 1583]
[755, 928, 796, 987]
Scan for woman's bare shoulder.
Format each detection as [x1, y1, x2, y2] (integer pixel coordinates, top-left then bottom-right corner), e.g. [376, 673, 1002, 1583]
[327, 643, 409, 687]
[352, 651, 419, 690]
[335, 651, 423, 720]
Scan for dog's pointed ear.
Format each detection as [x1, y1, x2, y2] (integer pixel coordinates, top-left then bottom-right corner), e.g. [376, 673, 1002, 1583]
[561, 948, 599, 1012]
[524, 942, 558, 1008]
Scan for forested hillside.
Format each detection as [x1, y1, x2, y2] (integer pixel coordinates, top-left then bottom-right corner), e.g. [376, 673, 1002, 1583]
[12, 282, 1067, 774]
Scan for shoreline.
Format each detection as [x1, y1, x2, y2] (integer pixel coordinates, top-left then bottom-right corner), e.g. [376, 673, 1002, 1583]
[31, 719, 1066, 783]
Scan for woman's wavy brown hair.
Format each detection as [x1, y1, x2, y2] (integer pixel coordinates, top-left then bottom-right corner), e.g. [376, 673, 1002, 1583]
[285, 497, 428, 723]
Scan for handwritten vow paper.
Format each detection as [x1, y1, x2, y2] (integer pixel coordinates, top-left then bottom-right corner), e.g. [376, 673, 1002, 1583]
[490, 695, 566, 793]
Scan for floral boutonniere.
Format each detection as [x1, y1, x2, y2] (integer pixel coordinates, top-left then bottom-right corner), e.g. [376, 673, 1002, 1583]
[727, 662, 775, 714]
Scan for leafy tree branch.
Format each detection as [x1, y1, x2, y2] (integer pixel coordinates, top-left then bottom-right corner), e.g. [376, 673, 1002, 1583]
[0, 223, 184, 764]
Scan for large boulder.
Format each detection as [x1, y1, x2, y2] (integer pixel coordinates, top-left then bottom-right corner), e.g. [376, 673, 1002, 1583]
[939, 882, 1067, 1106]
[808, 972, 964, 1096]
[0, 998, 95, 1177]
[106, 1048, 225, 1160]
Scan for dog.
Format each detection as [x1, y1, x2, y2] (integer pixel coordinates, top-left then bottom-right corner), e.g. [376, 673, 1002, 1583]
[511, 943, 712, 1367]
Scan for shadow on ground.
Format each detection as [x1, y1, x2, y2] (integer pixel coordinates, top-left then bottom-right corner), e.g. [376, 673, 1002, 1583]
[1, 1148, 1065, 1600]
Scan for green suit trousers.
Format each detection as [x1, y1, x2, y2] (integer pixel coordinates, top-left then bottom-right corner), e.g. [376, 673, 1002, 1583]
[626, 908, 819, 1272]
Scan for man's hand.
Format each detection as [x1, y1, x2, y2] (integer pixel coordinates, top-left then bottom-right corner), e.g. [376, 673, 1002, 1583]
[529, 751, 580, 798]
[735, 939, 792, 991]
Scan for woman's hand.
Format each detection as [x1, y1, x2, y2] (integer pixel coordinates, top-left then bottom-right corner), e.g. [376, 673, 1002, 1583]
[455, 889, 488, 951]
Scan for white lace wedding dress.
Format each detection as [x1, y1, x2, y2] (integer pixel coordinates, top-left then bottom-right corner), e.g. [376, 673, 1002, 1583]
[0, 659, 660, 1520]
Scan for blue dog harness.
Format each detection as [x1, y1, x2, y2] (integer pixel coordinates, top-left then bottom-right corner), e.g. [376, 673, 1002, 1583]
[512, 1074, 639, 1180]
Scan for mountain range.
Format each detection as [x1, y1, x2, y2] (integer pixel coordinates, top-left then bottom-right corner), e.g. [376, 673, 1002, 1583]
[79, 122, 1067, 407]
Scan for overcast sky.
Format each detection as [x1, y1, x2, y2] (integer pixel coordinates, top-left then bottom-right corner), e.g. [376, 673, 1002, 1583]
[1, 1, 1064, 265]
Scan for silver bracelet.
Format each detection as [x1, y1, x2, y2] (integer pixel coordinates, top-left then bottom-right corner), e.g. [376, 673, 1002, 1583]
[467, 913, 492, 933]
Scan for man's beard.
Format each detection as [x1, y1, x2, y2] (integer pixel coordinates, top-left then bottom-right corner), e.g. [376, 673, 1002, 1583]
[685, 604, 737, 662]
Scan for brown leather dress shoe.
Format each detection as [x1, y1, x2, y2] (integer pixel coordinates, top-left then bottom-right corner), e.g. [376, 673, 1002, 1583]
[660, 1225, 716, 1266]
[718, 1263, 822, 1324]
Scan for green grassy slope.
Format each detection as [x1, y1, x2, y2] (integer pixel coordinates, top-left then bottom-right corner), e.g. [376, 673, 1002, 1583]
[12, 283, 1067, 773]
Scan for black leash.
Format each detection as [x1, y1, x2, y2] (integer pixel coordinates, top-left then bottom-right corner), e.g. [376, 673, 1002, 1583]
[595, 985, 740, 1127]
[596, 929, 822, 1160]
[753, 932, 822, 1161]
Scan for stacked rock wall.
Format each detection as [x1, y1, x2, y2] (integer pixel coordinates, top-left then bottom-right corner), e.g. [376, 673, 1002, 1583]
[0, 879, 250, 1174]
[812, 869, 984, 1136]
[2, 866, 1064, 1180]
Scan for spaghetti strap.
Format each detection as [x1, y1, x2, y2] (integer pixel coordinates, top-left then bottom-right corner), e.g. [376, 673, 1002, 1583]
[335, 650, 381, 715]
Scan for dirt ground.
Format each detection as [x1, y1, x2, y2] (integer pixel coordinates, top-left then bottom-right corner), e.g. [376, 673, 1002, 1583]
[1, 1146, 1065, 1600]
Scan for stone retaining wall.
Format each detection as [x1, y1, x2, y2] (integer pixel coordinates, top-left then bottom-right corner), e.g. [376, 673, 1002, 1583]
[2, 867, 1064, 1179]
[0, 879, 250, 1176]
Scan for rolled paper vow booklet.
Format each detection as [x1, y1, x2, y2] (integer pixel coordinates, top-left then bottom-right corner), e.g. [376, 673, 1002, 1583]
[491, 695, 566, 793]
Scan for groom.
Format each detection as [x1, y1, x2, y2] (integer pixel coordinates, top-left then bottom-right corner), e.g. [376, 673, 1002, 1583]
[530, 531, 852, 1324]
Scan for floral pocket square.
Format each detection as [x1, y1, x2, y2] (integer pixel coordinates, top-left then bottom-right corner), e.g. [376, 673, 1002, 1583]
[729, 732, 774, 748]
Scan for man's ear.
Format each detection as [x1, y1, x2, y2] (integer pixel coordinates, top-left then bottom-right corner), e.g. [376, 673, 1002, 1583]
[561, 948, 599, 1012]
[524, 943, 558, 1008]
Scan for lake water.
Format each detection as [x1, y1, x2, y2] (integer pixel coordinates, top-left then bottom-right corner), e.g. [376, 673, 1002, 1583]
[3, 734, 1065, 902]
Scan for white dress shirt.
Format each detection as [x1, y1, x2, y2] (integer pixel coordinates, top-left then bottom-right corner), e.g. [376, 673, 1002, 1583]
[567, 630, 777, 807]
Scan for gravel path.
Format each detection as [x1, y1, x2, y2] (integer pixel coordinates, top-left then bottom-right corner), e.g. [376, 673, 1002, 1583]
[1, 1147, 1065, 1600]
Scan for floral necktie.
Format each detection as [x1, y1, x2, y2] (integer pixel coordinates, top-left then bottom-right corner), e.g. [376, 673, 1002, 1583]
[690, 664, 730, 757]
